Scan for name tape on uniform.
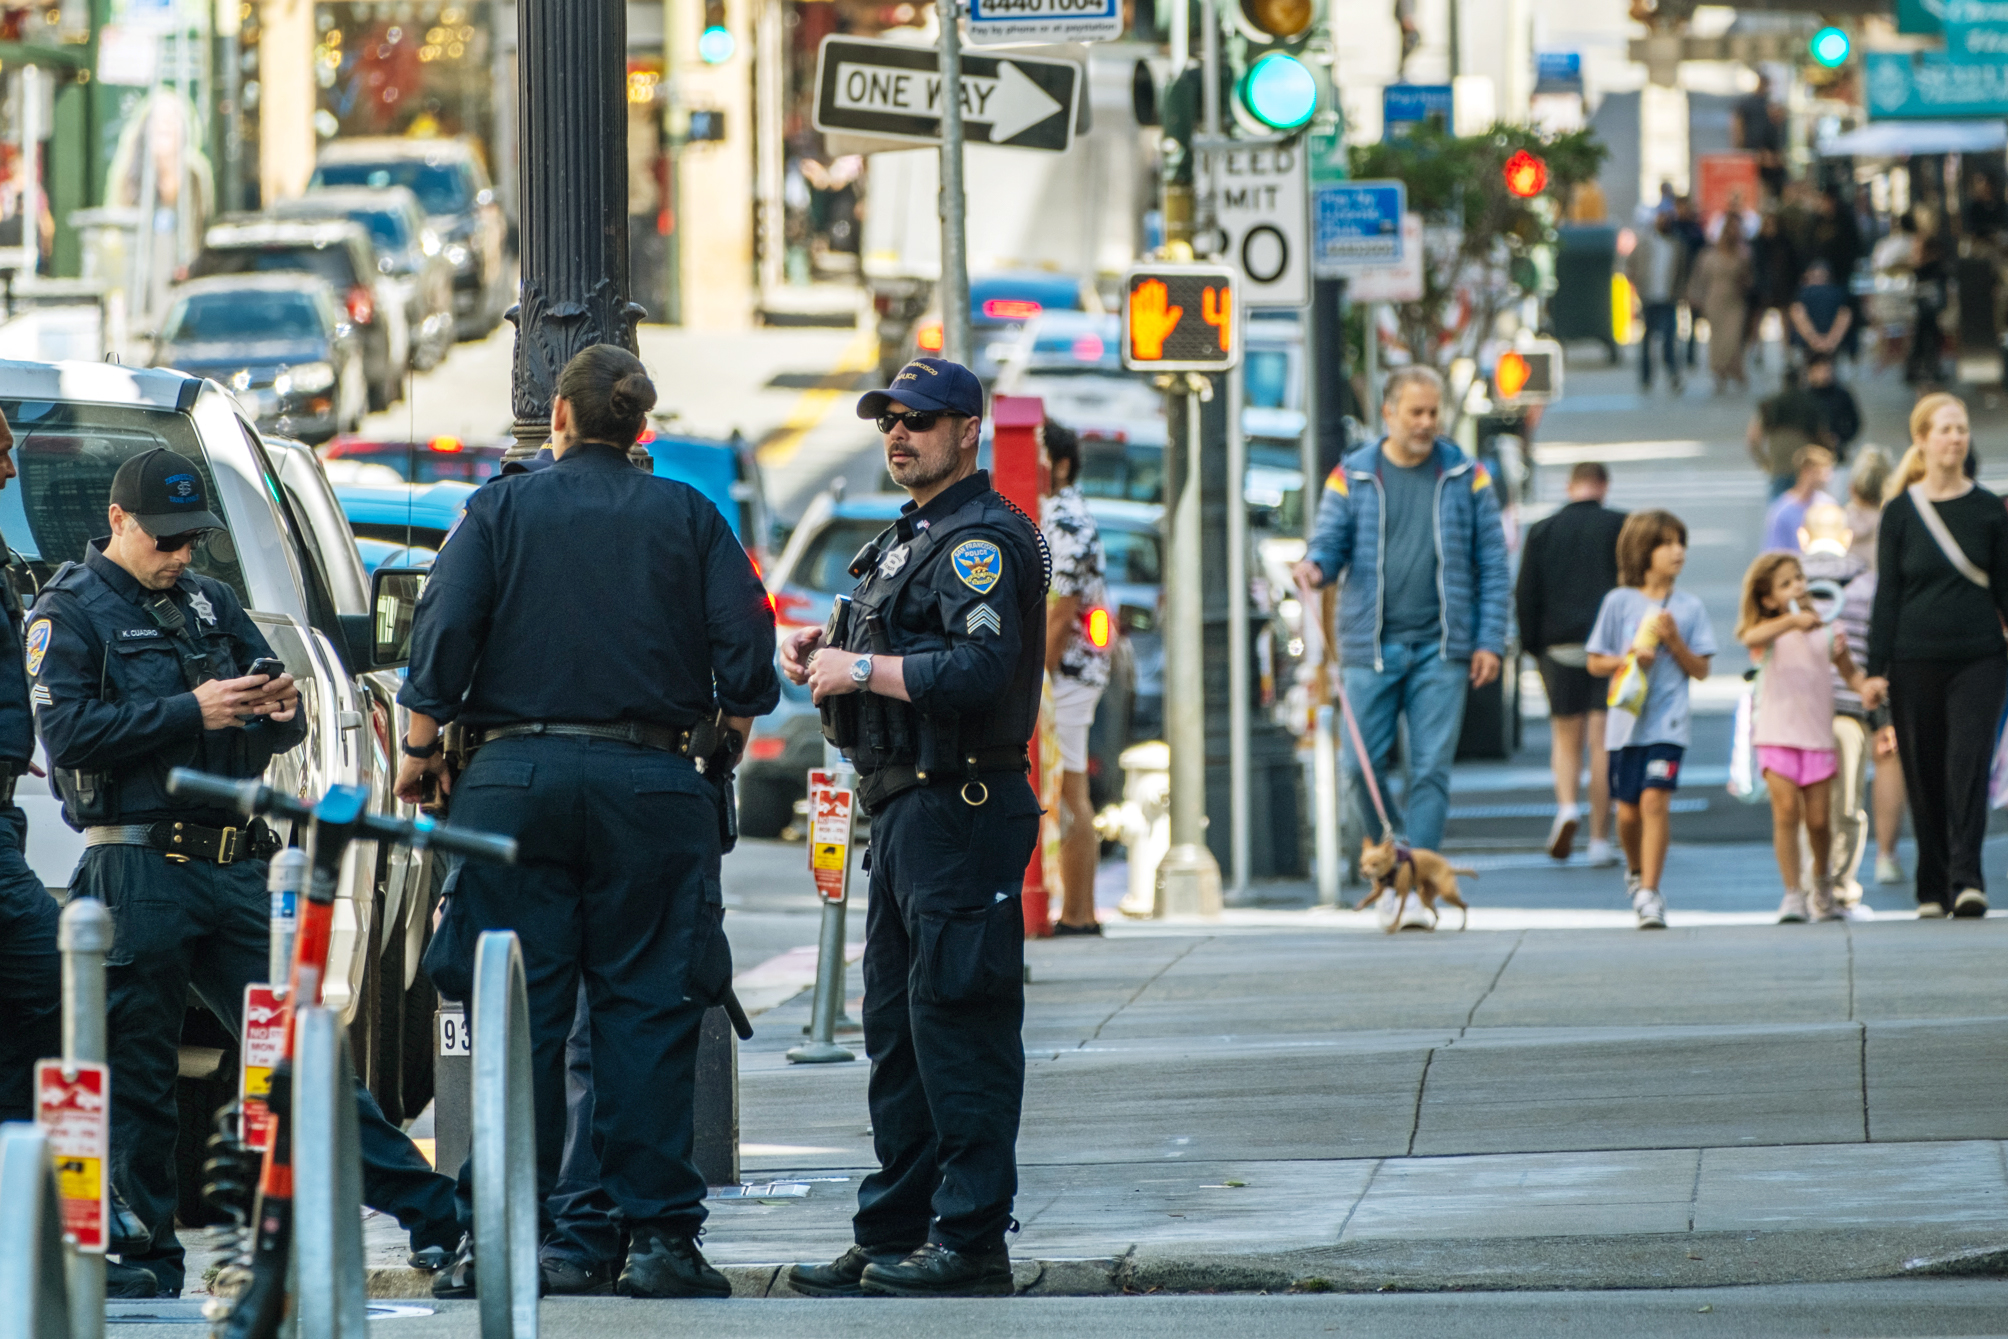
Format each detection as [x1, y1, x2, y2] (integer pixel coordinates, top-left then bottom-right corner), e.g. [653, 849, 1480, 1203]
[36, 1059, 110, 1252]
[808, 769, 856, 904]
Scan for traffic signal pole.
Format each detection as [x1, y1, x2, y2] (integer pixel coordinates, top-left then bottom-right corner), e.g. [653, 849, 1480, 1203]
[938, 0, 972, 365]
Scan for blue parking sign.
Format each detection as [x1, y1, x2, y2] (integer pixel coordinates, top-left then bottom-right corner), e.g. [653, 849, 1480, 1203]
[1313, 181, 1406, 273]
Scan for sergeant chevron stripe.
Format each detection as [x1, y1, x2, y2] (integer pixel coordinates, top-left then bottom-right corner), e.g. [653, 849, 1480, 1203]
[966, 603, 1002, 636]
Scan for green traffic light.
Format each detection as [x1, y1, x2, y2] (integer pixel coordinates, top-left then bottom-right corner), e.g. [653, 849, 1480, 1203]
[1811, 26, 1850, 68]
[698, 23, 736, 63]
[1239, 52, 1317, 130]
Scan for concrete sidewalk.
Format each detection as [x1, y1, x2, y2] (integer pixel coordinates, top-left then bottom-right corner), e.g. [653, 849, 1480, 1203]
[307, 916, 2008, 1298]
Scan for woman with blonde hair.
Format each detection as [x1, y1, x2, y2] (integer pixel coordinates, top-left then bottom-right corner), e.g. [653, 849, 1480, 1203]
[1861, 393, 2008, 916]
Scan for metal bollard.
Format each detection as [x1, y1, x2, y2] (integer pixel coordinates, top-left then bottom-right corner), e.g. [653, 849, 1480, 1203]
[289, 1007, 367, 1339]
[266, 849, 307, 989]
[59, 898, 110, 1339]
[472, 931, 537, 1339]
[1314, 704, 1341, 906]
[0, 1122, 73, 1339]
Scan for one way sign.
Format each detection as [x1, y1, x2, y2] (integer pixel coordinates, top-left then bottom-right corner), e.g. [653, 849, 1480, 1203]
[813, 36, 1081, 153]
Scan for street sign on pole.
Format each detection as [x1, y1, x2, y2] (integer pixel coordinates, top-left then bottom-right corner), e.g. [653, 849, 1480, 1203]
[968, 0, 1121, 45]
[1209, 143, 1308, 308]
[1345, 213, 1424, 302]
[1867, 50, 2008, 119]
[1312, 179, 1406, 274]
[1121, 265, 1241, 372]
[1382, 83, 1451, 138]
[812, 36, 1081, 153]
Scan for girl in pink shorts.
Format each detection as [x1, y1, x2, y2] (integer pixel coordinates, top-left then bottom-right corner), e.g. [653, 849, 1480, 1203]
[1737, 552, 1871, 922]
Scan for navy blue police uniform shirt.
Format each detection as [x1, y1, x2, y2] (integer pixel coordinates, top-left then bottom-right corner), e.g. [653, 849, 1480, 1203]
[874, 470, 1045, 732]
[0, 535, 35, 772]
[399, 441, 780, 729]
[29, 540, 308, 829]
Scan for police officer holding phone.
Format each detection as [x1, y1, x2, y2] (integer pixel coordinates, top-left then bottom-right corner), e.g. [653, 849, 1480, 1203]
[29, 448, 464, 1296]
[394, 345, 778, 1300]
[781, 357, 1047, 1299]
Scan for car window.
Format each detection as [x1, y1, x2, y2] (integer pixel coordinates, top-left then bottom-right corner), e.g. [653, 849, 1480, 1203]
[648, 439, 741, 539]
[313, 160, 473, 215]
[355, 208, 412, 253]
[0, 398, 250, 602]
[163, 291, 325, 343]
[791, 518, 893, 594]
[1100, 527, 1162, 585]
[1245, 348, 1290, 409]
[1078, 442, 1164, 505]
[336, 444, 502, 484]
[195, 243, 361, 291]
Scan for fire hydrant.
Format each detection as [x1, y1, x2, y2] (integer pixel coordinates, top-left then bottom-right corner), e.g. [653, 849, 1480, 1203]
[1094, 741, 1171, 919]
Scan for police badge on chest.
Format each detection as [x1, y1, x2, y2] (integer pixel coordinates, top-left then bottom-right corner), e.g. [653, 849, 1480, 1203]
[878, 544, 909, 579]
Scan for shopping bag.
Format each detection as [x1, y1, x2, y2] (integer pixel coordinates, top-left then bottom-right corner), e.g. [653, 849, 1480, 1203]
[1728, 669, 1765, 804]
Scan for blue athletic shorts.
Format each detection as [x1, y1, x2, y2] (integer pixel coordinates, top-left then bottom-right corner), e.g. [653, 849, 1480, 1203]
[1610, 743, 1685, 805]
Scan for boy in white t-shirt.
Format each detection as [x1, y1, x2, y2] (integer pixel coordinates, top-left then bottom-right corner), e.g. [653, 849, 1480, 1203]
[1586, 510, 1718, 928]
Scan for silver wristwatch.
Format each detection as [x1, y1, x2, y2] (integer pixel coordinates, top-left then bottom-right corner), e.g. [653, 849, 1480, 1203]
[850, 655, 873, 686]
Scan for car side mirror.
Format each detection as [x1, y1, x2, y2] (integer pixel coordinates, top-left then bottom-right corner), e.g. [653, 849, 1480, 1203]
[1118, 603, 1155, 635]
[369, 566, 428, 669]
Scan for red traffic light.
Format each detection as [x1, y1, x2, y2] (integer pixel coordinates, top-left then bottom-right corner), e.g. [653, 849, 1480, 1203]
[1503, 150, 1548, 199]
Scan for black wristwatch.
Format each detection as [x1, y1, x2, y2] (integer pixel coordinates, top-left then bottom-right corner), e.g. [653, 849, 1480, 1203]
[401, 736, 444, 759]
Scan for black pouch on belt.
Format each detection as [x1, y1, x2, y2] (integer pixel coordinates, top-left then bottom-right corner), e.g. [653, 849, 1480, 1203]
[817, 595, 861, 750]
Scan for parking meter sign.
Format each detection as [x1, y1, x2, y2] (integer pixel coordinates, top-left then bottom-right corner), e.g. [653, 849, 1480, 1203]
[35, 1059, 109, 1252]
[1121, 265, 1240, 372]
[808, 770, 855, 903]
[239, 984, 287, 1151]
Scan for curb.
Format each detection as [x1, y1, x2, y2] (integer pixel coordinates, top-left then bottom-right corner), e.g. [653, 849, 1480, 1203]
[361, 1230, 2008, 1298]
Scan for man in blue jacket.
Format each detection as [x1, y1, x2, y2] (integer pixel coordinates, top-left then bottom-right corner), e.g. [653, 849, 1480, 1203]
[1292, 366, 1510, 859]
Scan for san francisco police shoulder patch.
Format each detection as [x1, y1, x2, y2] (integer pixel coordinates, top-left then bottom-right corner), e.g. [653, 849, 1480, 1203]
[25, 619, 50, 676]
[950, 539, 1003, 594]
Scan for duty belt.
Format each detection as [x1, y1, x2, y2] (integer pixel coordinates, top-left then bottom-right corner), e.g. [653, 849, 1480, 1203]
[856, 745, 1030, 813]
[480, 721, 685, 753]
[86, 818, 280, 865]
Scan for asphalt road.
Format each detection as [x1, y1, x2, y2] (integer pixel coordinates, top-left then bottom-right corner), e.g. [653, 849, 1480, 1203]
[107, 1281, 2008, 1338]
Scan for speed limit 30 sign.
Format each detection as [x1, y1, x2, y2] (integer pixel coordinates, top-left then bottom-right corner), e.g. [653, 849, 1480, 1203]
[1207, 144, 1308, 309]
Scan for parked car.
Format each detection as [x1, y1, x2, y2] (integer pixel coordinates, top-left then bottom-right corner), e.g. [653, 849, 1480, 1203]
[152, 274, 368, 445]
[311, 138, 509, 341]
[322, 433, 507, 484]
[910, 271, 1096, 383]
[331, 479, 477, 552]
[355, 538, 439, 574]
[992, 310, 1161, 430]
[277, 185, 456, 372]
[641, 426, 774, 568]
[0, 359, 435, 1219]
[191, 217, 409, 412]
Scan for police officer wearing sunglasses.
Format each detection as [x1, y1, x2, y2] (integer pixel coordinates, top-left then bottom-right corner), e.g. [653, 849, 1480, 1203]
[26, 448, 464, 1295]
[781, 357, 1048, 1298]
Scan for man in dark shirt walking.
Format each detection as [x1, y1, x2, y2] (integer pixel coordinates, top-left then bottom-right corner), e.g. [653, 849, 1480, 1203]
[1517, 462, 1627, 865]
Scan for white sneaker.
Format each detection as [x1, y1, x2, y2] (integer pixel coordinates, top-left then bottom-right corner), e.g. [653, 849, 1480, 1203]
[1777, 890, 1809, 923]
[1841, 901, 1877, 922]
[1546, 807, 1579, 861]
[1875, 854, 1905, 886]
[1633, 886, 1667, 929]
[1585, 838, 1619, 868]
[1396, 897, 1437, 931]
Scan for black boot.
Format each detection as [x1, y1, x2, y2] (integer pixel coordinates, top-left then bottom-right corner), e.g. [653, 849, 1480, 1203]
[860, 1242, 1013, 1298]
[616, 1225, 730, 1299]
[541, 1252, 616, 1296]
[786, 1245, 915, 1298]
[431, 1234, 476, 1299]
[105, 1259, 160, 1299]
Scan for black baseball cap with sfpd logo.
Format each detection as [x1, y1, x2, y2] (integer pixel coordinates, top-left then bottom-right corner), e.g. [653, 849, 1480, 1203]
[856, 357, 985, 422]
[111, 448, 224, 537]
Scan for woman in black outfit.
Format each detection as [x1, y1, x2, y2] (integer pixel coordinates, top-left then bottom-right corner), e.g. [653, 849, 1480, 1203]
[1861, 393, 2008, 916]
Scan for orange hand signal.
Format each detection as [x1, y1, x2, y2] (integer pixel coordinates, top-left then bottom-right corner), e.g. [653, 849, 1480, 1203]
[1129, 279, 1183, 361]
[1201, 284, 1232, 352]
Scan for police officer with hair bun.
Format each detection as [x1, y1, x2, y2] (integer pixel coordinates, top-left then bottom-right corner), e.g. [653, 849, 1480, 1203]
[781, 356, 1047, 1299]
[396, 343, 779, 1300]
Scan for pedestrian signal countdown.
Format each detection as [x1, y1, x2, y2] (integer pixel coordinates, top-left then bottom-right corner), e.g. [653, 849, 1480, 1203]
[1122, 265, 1241, 372]
[1492, 340, 1563, 406]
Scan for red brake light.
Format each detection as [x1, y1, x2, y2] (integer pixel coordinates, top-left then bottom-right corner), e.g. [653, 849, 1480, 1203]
[747, 736, 787, 761]
[773, 590, 812, 623]
[636, 426, 656, 445]
[982, 298, 1042, 321]
[1072, 334, 1105, 361]
[428, 436, 463, 453]
[1085, 607, 1111, 648]
[347, 287, 374, 324]
[917, 321, 944, 353]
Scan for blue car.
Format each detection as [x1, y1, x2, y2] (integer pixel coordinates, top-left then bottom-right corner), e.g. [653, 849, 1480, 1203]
[640, 429, 773, 566]
[355, 537, 438, 574]
[332, 479, 476, 553]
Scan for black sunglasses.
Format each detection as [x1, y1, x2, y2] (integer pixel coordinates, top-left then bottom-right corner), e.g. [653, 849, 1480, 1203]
[148, 528, 208, 553]
[876, 410, 963, 435]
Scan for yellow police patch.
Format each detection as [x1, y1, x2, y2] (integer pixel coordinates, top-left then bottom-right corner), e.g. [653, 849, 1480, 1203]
[1324, 468, 1349, 497]
[25, 619, 50, 676]
[951, 539, 1003, 594]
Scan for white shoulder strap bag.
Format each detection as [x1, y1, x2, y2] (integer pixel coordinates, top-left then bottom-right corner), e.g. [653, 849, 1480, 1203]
[1908, 484, 1990, 588]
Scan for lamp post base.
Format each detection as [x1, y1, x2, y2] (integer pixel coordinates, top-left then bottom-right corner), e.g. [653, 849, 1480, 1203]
[1157, 843, 1223, 919]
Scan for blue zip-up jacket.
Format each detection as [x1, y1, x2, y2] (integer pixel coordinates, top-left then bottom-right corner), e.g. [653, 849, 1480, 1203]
[1304, 436, 1510, 671]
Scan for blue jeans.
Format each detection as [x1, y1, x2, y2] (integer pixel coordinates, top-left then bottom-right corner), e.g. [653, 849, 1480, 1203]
[1640, 302, 1680, 388]
[1341, 641, 1471, 852]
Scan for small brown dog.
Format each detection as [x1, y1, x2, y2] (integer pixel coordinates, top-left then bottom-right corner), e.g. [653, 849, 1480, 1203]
[1355, 835, 1476, 932]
